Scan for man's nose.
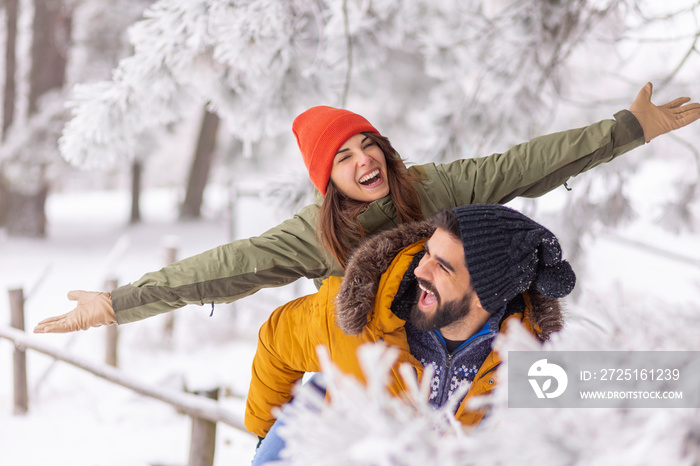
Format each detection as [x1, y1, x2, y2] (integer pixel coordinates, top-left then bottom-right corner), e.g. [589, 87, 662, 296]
[414, 256, 432, 280]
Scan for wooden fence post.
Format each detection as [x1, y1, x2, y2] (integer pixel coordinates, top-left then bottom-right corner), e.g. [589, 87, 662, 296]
[104, 278, 119, 367]
[188, 387, 219, 466]
[8, 288, 28, 415]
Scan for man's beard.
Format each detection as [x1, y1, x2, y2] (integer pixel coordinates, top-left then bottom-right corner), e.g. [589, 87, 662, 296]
[410, 278, 475, 332]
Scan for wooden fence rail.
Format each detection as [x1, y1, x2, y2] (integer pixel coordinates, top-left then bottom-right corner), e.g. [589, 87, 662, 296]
[0, 325, 249, 433]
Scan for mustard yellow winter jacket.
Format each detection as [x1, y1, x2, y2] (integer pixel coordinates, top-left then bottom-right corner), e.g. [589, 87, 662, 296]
[245, 222, 550, 437]
[111, 110, 642, 324]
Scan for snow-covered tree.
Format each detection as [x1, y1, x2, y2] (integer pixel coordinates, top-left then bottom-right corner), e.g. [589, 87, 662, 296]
[0, 0, 150, 236]
[0, 0, 75, 236]
[58, 0, 637, 166]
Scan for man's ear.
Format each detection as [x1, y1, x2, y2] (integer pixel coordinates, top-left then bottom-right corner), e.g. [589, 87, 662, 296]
[468, 291, 489, 322]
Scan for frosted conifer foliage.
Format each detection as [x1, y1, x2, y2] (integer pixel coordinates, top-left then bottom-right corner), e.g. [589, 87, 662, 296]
[415, 0, 626, 160]
[277, 344, 474, 466]
[59, 0, 634, 169]
[59, 0, 385, 168]
[60, 0, 304, 168]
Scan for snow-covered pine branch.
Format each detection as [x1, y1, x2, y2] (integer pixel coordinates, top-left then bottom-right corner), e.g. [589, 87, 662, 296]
[58, 0, 398, 169]
[277, 344, 473, 466]
[60, 0, 220, 168]
[416, 0, 627, 160]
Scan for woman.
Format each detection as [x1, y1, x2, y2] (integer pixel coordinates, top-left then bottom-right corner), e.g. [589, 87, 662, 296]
[293, 105, 423, 269]
[33, 83, 700, 332]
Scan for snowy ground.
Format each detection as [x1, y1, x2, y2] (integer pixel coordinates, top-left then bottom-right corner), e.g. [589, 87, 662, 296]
[0, 179, 699, 465]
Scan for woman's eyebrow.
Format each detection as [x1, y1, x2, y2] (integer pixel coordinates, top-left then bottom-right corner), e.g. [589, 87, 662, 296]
[336, 136, 370, 155]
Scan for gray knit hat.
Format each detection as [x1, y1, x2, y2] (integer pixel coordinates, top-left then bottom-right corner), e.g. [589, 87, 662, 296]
[453, 204, 576, 314]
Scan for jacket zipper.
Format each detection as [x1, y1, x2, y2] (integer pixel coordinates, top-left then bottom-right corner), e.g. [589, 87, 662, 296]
[436, 331, 494, 407]
[439, 352, 454, 407]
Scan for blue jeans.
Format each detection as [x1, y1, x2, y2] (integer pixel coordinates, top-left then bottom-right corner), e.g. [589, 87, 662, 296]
[251, 374, 325, 465]
[251, 415, 287, 464]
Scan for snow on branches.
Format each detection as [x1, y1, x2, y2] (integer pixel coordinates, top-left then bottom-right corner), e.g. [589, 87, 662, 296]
[61, 0, 224, 168]
[59, 0, 359, 168]
[59, 0, 630, 168]
[277, 344, 474, 466]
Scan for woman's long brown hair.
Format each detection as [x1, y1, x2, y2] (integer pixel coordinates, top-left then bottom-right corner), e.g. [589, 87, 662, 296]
[317, 132, 423, 268]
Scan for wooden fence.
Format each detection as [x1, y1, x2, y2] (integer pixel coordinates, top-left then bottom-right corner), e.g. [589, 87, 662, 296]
[1, 286, 251, 466]
[0, 191, 283, 465]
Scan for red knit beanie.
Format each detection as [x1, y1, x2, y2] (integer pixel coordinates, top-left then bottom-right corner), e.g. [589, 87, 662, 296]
[293, 106, 380, 195]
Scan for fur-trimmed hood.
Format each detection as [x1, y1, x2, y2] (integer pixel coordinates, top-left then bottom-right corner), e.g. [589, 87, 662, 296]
[334, 220, 564, 339]
[335, 220, 435, 335]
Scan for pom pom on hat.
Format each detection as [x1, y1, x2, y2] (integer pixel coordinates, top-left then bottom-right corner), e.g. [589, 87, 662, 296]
[293, 106, 379, 195]
[452, 204, 576, 313]
[535, 261, 576, 298]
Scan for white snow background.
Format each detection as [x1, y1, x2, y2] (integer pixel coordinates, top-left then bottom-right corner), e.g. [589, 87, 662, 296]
[1, 158, 699, 465]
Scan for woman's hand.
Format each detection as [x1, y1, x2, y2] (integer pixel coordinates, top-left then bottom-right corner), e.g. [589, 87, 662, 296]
[630, 82, 700, 143]
[33, 291, 117, 333]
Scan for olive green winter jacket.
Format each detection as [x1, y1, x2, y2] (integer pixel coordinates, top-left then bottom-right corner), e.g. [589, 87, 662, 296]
[111, 110, 643, 324]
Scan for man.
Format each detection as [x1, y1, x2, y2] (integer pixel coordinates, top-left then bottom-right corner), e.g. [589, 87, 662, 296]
[246, 203, 576, 460]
